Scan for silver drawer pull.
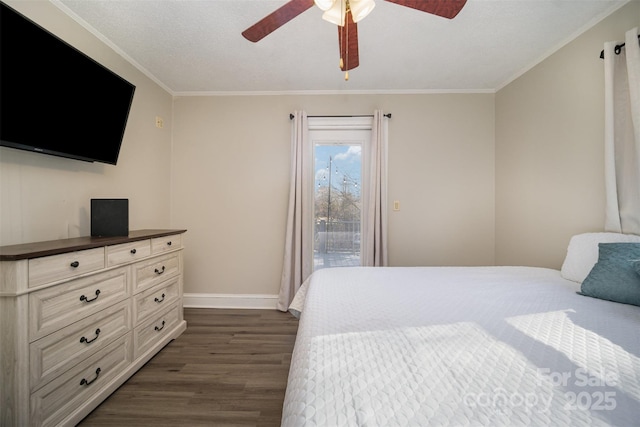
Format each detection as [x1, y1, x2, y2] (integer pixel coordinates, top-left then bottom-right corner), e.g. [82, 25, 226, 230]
[80, 368, 101, 386]
[154, 293, 165, 303]
[80, 328, 101, 344]
[70, 261, 80, 268]
[80, 289, 101, 303]
[154, 266, 165, 275]
[154, 320, 166, 331]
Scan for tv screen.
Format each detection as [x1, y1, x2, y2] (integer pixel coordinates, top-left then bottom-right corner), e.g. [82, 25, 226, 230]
[0, 2, 136, 165]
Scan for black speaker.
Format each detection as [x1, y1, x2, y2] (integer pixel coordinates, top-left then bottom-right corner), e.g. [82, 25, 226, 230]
[91, 199, 129, 237]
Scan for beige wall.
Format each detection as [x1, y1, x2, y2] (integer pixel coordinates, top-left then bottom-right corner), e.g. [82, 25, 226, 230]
[172, 94, 495, 295]
[495, 1, 640, 268]
[0, 1, 174, 246]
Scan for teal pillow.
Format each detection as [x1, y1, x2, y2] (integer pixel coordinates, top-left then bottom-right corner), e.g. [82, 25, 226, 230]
[578, 243, 640, 306]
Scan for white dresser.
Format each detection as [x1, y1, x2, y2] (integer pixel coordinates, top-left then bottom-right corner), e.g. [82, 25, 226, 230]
[0, 229, 187, 426]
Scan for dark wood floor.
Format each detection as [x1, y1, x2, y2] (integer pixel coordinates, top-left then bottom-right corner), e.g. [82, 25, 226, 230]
[78, 308, 299, 427]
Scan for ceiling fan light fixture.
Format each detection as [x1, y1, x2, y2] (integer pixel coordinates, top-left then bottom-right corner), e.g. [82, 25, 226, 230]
[314, 0, 335, 12]
[322, 0, 346, 26]
[242, 0, 468, 79]
[349, 0, 375, 22]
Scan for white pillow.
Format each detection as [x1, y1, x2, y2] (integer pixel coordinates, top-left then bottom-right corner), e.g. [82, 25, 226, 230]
[560, 232, 640, 283]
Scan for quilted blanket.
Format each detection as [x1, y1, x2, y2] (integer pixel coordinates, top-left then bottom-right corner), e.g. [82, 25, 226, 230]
[282, 267, 640, 426]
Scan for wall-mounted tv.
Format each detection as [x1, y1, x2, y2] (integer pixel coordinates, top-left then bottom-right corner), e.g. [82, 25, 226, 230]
[0, 1, 136, 165]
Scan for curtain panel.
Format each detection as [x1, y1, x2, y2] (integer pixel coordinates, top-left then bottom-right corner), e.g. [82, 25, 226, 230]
[277, 111, 313, 312]
[604, 27, 640, 235]
[362, 110, 389, 267]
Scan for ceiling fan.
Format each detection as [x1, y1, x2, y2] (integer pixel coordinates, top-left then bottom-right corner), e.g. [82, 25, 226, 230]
[242, 0, 467, 78]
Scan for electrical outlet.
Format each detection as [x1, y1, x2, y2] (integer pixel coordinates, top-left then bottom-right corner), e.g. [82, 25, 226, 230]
[155, 116, 164, 129]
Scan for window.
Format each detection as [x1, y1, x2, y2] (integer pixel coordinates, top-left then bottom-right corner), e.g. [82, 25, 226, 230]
[308, 117, 372, 271]
[313, 143, 362, 269]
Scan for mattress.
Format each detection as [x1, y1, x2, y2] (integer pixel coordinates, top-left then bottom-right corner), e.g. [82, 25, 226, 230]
[282, 266, 640, 426]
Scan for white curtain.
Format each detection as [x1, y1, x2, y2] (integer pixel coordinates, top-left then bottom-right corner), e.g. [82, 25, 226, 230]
[361, 110, 389, 266]
[604, 27, 640, 235]
[277, 110, 389, 311]
[277, 111, 313, 312]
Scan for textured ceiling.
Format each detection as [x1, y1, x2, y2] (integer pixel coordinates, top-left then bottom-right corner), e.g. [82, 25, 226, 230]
[54, 0, 630, 94]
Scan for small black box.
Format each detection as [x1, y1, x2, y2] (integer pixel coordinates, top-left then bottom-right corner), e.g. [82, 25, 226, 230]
[91, 199, 129, 237]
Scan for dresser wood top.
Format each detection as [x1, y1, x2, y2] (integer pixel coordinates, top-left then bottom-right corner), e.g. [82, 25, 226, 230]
[0, 229, 187, 261]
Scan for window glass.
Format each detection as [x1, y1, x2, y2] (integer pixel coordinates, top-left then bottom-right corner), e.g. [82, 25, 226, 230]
[313, 143, 361, 270]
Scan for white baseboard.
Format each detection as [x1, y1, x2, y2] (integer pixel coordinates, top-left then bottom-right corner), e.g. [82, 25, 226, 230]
[183, 293, 279, 310]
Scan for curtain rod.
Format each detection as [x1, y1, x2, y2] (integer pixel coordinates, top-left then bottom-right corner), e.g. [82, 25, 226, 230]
[600, 35, 640, 59]
[289, 113, 391, 120]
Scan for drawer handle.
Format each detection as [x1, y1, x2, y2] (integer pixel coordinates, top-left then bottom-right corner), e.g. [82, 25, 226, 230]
[80, 368, 101, 386]
[155, 320, 166, 331]
[154, 266, 165, 275]
[80, 289, 101, 303]
[80, 328, 101, 344]
[131, 248, 137, 254]
[154, 293, 166, 303]
[70, 261, 80, 268]
[167, 241, 172, 246]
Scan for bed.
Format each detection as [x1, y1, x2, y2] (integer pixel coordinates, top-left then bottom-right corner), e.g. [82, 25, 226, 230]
[281, 233, 640, 426]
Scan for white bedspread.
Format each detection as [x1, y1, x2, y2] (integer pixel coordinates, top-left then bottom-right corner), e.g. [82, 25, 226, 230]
[282, 267, 640, 426]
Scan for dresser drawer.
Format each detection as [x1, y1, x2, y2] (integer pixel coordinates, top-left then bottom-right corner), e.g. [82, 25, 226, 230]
[30, 333, 132, 427]
[29, 247, 105, 288]
[133, 276, 180, 326]
[30, 300, 131, 391]
[151, 234, 182, 254]
[133, 303, 180, 359]
[107, 240, 151, 267]
[29, 266, 130, 340]
[133, 252, 181, 293]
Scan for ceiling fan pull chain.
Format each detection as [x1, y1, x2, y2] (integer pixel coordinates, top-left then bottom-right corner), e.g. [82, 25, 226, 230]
[345, 4, 349, 80]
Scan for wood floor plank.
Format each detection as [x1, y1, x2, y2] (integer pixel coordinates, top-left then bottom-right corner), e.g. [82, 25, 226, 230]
[78, 308, 298, 426]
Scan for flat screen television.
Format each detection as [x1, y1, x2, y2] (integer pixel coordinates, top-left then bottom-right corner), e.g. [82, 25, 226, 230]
[0, 1, 136, 165]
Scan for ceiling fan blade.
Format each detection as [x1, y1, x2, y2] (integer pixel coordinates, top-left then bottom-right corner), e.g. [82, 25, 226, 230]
[242, 0, 315, 42]
[338, 10, 359, 71]
[385, 0, 467, 19]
